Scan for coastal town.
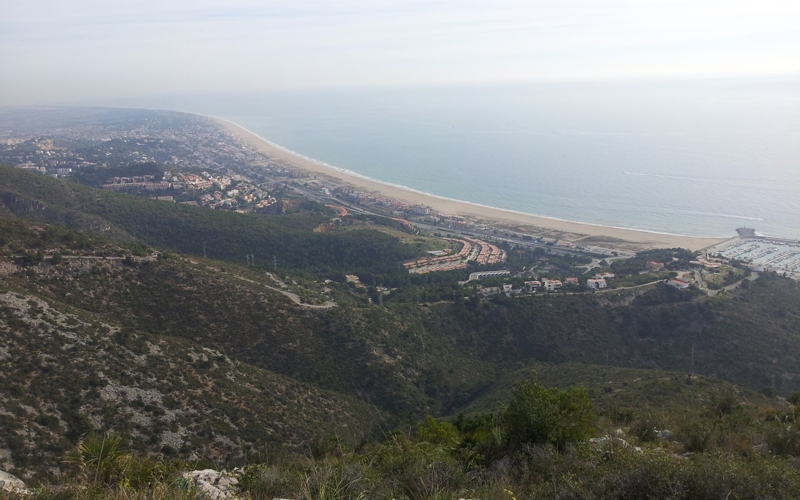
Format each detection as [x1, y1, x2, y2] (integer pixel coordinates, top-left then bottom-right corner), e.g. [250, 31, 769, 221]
[101, 171, 278, 212]
[2, 108, 798, 288]
[1, 109, 607, 257]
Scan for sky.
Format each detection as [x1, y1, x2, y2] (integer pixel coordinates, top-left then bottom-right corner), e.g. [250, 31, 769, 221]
[1, 0, 799, 105]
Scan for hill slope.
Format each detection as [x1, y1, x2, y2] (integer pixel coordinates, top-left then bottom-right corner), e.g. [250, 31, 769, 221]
[461, 362, 772, 417]
[0, 288, 382, 482]
[0, 165, 418, 281]
[2, 168, 800, 481]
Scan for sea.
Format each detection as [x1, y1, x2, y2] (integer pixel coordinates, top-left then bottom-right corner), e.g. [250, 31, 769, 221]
[148, 78, 800, 239]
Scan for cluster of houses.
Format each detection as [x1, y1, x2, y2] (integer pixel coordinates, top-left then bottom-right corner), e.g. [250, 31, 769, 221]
[102, 175, 173, 191]
[106, 170, 277, 213]
[479, 280, 555, 297]
[586, 272, 615, 290]
[476, 272, 618, 297]
[345, 274, 367, 289]
[405, 237, 506, 275]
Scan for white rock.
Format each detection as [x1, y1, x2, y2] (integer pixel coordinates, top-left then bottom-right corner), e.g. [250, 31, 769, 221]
[656, 429, 672, 440]
[0, 470, 29, 495]
[182, 469, 240, 499]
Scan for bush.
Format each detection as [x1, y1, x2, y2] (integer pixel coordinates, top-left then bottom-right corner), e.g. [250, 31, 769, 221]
[518, 446, 800, 499]
[416, 416, 459, 449]
[630, 417, 663, 443]
[240, 464, 303, 500]
[66, 432, 128, 484]
[501, 373, 594, 450]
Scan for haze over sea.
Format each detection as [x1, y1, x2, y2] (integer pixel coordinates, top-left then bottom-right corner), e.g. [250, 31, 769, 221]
[160, 79, 799, 240]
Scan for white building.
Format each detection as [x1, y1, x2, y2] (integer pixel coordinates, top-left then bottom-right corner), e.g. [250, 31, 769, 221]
[409, 205, 432, 215]
[542, 278, 562, 292]
[587, 278, 607, 290]
[667, 278, 690, 290]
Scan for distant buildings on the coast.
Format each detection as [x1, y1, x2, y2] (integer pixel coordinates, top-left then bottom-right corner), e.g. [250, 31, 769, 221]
[404, 237, 507, 275]
[709, 235, 800, 279]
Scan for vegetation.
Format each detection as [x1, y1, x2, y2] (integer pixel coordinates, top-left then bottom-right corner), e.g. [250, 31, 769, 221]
[0, 166, 420, 283]
[500, 373, 594, 450]
[610, 248, 695, 275]
[2, 168, 800, 497]
[10, 374, 800, 498]
[0, 288, 381, 483]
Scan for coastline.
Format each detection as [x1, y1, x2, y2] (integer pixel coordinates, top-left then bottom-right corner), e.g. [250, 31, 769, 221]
[213, 116, 728, 251]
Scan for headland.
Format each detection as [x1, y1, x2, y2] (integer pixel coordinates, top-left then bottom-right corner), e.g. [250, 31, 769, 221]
[214, 117, 728, 252]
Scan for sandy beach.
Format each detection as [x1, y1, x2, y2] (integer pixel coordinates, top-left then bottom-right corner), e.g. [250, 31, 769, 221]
[214, 117, 727, 251]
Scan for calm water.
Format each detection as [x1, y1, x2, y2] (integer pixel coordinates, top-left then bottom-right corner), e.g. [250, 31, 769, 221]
[163, 80, 800, 239]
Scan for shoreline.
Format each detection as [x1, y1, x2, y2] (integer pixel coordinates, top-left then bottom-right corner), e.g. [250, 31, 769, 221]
[213, 116, 728, 251]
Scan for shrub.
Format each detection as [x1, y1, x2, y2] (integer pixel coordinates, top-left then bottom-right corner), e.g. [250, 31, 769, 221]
[300, 461, 369, 500]
[240, 464, 303, 500]
[630, 416, 663, 443]
[416, 416, 459, 449]
[765, 418, 800, 456]
[501, 373, 594, 451]
[678, 420, 715, 453]
[66, 432, 128, 484]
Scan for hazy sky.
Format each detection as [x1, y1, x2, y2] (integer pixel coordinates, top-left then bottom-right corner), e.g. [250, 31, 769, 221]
[2, 0, 799, 105]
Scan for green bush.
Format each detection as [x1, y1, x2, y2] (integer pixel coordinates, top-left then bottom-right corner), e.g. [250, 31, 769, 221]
[240, 463, 303, 500]
[66, 432, 128, 484]
[501, 373, 594, 450]
[630, 416, 664, 443]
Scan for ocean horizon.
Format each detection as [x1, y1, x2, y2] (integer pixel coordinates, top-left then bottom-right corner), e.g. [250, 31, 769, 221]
[124, 79, 800, 240]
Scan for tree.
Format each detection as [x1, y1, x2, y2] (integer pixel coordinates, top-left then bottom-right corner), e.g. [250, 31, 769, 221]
[501, 372, 594, 450]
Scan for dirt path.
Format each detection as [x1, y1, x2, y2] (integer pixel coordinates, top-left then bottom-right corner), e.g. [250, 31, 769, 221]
[230, 271, 337, 309]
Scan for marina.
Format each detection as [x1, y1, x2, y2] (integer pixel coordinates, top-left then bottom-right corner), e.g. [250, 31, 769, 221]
[709, 236, 800, 279]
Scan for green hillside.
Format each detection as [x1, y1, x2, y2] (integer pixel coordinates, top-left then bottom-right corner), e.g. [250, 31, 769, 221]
[461, 363, 775, 426]
[1, 172, 799, 418]
[5, 240, 497, 421]
[422, 277, 800, 395]
[2, 167, 800, 489]
[0, 165, 418, 282]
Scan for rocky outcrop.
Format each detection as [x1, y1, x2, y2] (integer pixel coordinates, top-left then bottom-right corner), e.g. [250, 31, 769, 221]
[0, 471, 29, 495]
[182, 469, 241, 499]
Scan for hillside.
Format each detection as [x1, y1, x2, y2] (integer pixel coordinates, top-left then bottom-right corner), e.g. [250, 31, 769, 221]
[0, 166, 419, 282]
[461, 362, 773, 417]
[3, 198, 799, 418]
[1, 168, 800, 484]
[0, 289, 382, 483]
[420, 277, 800, 395]
[2, 236, 497, 421]
[1, 174, 799, 415]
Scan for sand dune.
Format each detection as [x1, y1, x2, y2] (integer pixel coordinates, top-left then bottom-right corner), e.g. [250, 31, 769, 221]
[214, 117, 728, 252]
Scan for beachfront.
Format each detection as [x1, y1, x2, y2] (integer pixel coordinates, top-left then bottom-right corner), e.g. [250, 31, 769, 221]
[214, 117, 728, 252]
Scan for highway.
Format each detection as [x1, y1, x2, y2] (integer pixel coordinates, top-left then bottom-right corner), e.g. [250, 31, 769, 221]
[288, 183, 634, 262]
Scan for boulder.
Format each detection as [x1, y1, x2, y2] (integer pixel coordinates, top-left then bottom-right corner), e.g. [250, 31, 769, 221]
[0, 470, 29, 495]
[182, 469, 240, 499]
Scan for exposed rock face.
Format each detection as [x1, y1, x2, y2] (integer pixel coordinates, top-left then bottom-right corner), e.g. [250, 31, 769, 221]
[182, 469, 240, 499]
[0, 470, 29, 495]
